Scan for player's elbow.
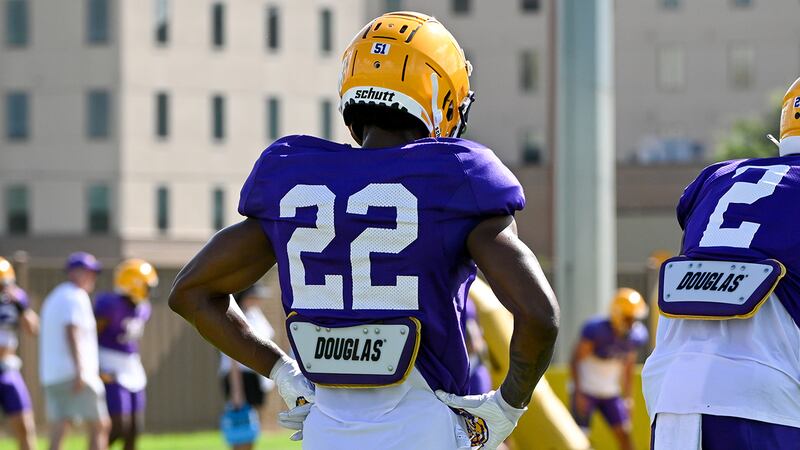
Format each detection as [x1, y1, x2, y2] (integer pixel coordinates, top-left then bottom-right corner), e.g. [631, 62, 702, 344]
[168, 273, 195, 321]
[521, 290, 560, 346]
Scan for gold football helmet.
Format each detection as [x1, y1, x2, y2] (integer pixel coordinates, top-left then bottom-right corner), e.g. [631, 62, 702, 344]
[609, 288, 648, 332]
[780, 77, 800, 142]
[114, 259, 158, 304]
[339, 12, 474, 139]
[0, 257, 15, 286]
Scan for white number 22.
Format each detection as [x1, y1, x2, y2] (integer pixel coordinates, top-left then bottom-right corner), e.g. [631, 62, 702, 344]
[279, 183, 418, 310]
[699, 164, 790, 248]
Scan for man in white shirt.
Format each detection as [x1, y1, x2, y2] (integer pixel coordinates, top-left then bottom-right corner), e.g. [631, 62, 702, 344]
[40, 252, 110, 450]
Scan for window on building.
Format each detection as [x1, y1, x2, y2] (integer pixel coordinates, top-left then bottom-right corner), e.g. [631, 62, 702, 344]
[657, 45, 685, 91]
[5, 92, 28, 141]
[155, 92, 169, 138]
[212, 95, 225, 140]
[6, 0, 28, 46]
[731, 0, 752, 7]
[267, 97, 280, 141]
[320, 8, 332, 54]
[661, 0, 680, 9]
[729, 44, 755, 90]
[453, 0, 470, 14]
[155, 0, 169, 44]
[521, 129, 543, 165]
[384, 0, 402, 12]
[212, 187, 224, 230]
[320, 99, 333, 140]
[87, 184, 110, 233]
[520, 50, 539, 93]
[521, 0, 540, 12]
[156, 186, 169, 232]
[266, 6, 279, 50]
[6, 185, 28, 235]
[87, 0, 109, 43]
[212, 2, 225, 48]
[87, 90, 110, 138]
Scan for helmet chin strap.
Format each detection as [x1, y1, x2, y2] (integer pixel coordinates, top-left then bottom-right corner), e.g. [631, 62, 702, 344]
[767, 134, 780, 147]
[453, 91, 475, 138]
[430, 72, 443, 138]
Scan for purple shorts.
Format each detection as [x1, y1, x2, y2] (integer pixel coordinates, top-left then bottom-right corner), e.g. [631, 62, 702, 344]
[651, 414, 800, 450]
[571, 394, 628, 427]
[105, 382, 145, 416]
[0, 369, 32, 415]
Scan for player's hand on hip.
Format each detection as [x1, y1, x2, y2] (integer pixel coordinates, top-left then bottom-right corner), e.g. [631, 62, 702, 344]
[270, 356, 316, 408]
[436, 388, 527, 450]
[270, 356, 315, 440]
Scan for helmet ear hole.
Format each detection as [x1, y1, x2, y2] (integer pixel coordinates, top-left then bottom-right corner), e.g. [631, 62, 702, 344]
[794, 112, 799, 120]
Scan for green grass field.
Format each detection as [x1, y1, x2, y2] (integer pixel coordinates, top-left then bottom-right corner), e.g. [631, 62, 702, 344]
[0, 430, 302, 450]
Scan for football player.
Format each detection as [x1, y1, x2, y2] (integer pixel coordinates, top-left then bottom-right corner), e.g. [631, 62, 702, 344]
[169, 11, 559, 450]
[570, 288, 648, 450]
[642, 78, 800, 449]
[0, 257, 38, 450]
[95, 259, 157, 450]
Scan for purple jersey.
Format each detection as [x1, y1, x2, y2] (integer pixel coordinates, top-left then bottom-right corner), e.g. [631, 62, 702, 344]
[580, 317, 647, 359]
[94, 292, 151, 354]
[0, 286, 29, 329]
[239, 135, 524, 394]
[678, 157, 800, 326]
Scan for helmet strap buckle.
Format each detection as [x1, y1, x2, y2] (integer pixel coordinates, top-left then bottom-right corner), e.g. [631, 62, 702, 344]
[453, 90, 476, 138]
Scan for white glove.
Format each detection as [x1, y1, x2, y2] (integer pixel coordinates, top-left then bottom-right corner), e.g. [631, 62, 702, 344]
[270, 357, 316, 440]
[435, 388, 527, 450]
[278, 403, 313, 441]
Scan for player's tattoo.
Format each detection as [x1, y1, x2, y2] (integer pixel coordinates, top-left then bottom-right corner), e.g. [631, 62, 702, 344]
[501, 325, 557, 408]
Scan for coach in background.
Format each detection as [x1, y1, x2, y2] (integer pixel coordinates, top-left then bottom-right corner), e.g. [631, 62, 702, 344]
[40, 252, 110, 450]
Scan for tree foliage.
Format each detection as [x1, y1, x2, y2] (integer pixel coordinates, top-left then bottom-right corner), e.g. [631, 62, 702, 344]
[715, 97, 782, 161]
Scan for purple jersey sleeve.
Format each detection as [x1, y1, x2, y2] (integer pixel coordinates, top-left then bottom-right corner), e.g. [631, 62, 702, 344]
[580, 317, 604, 343]
[628, 322, 649, 347]
[238, 136, 297, 219]
[94, 294, 112, 319]
[455, 143, 525, 217]
[10, 286, 28, 310]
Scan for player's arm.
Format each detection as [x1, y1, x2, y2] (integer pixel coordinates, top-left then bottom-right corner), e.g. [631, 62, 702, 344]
[20, 309, 38, 336]
[621, 350, 636, 402]
[6, 287, 38, 336]
[168, 218, 284, 377]
[570, 338, 594, 397]
[467, 215, 559, 409]
[94, 299, 109, 334]
[66, 324, 85, 392]
[95, 318, 109, 334]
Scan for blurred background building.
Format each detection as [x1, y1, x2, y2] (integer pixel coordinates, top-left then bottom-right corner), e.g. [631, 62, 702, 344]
[2, 0, 796, 266]
[0, 0, 360, 266]
[0, 0, 798, 434]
